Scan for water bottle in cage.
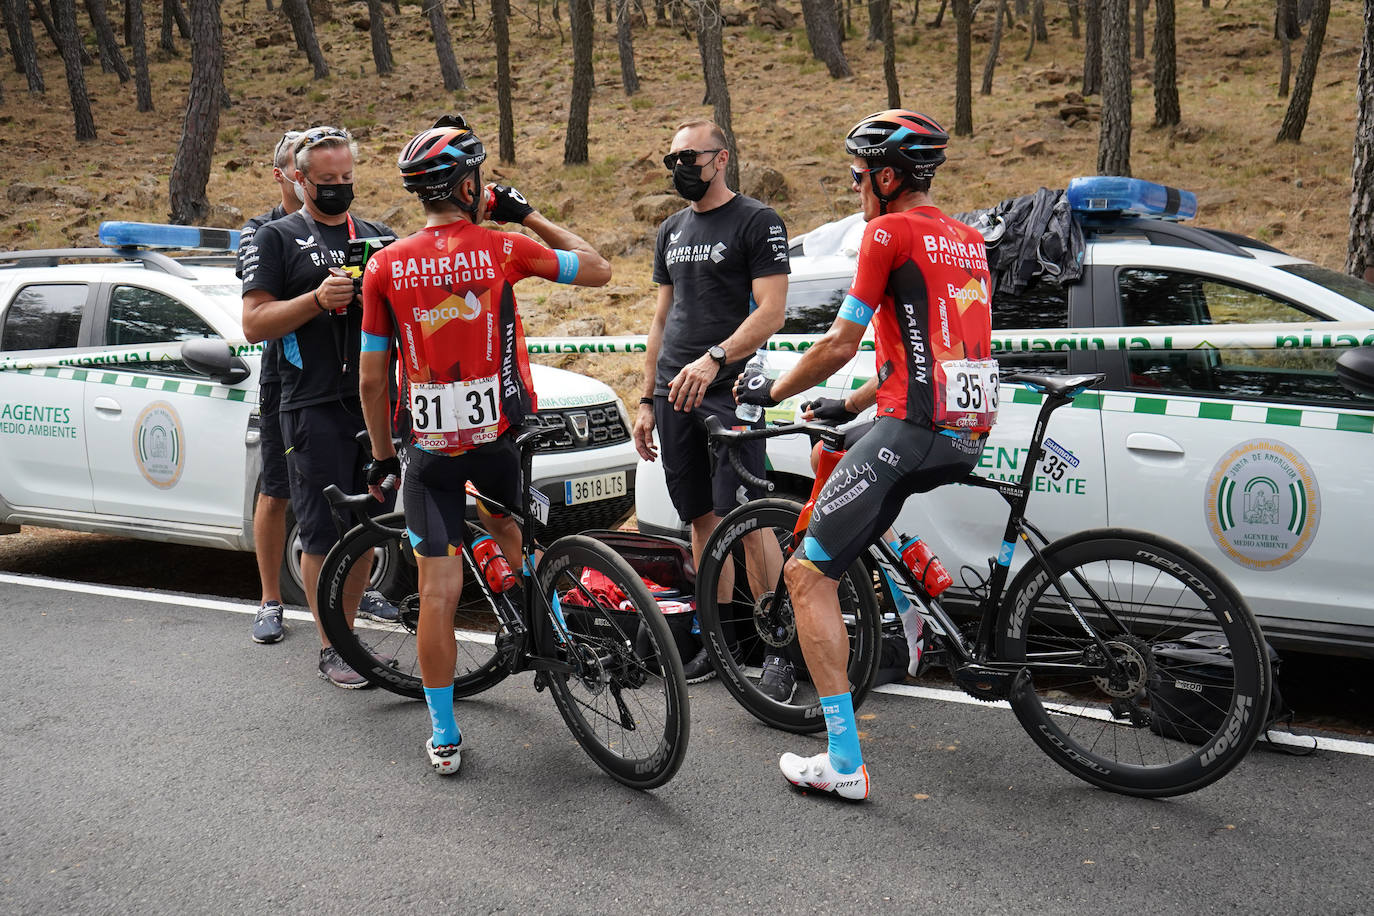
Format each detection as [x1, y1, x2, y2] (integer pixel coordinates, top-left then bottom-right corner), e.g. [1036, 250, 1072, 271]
[898, 535, 953, 598]
[472, 535, 516, 593]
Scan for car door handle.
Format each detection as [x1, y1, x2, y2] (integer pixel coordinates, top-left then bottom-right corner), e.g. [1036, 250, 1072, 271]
[1125, 432, 1184, 456]
[92, 396, 121, 417]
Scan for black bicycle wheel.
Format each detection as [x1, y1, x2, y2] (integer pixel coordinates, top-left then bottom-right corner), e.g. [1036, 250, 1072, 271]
[996, 528, 1271, 798]
[318, 513, 511, 700]
[695, 499, 882, 734]
[536, 535, 690, 789]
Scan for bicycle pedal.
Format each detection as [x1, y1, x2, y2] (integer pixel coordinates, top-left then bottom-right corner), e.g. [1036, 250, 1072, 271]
[952, 664, 1019, 702]
[533, 671, 547, 692]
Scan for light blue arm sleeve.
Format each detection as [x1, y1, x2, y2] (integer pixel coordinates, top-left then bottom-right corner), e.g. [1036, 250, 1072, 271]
[554, 249, 580, 284]
[837, 294, 875, 327]
[360, 331, 390, 353]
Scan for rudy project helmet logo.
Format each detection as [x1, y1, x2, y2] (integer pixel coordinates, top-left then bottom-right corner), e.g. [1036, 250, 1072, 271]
[1204, 438, 1320, 571]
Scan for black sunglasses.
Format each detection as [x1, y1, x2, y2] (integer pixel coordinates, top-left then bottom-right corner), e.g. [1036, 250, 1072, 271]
[299, 126, 351, 150]
[663, 148, 723, 170]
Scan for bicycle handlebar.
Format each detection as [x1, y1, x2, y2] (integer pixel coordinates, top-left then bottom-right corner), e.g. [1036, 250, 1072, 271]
[705, 415, 854, 494]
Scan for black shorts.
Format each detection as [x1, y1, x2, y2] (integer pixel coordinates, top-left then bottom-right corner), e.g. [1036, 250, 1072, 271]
[258, 381, 290, 500]
[798, 417, 983, 580]
[281, 401, 394, 555]
[654, 385, 766, 522]
[402, 434, 522, 558]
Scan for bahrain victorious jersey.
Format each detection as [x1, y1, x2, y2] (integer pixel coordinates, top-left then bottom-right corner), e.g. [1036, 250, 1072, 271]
[361, 219, 576, 455]
[838, 206, 994, 430]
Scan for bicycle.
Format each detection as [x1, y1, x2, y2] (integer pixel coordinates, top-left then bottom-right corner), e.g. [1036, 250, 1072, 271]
[699, 372, 1272, 797]
[315, 423, 690, 790]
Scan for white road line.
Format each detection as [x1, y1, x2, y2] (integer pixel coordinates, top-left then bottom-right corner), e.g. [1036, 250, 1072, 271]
[6, 572, 1372, 757]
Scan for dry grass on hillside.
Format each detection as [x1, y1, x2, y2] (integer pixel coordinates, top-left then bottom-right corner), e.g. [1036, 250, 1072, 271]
[0, 0, 1363, 403]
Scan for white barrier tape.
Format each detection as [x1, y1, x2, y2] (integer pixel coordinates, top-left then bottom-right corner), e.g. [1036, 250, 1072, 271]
[525, 323, 1374, 357]
[5, 323, 1370, 375]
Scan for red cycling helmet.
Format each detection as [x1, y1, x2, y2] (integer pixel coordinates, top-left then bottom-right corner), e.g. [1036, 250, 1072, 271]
[845, 109, 948, 178]
[398, 114, 487, 207]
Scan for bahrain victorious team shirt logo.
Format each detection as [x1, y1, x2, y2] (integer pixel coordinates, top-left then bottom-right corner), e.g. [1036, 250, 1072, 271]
[1204, 438, 1321, 571]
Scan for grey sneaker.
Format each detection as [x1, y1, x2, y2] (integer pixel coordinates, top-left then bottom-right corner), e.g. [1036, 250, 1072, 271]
[758, 654, 797, 703]
[318, 647, 369, 689]
[252, 601, 285, 644]
[358, 590, 400, 623]
[682, 646, 716, 684]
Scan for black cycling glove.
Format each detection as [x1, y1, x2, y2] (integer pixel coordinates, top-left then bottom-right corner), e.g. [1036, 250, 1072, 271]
[365, 455, 401, 489]
[485, 184, 535, 224]
[735, 366, 778, 407]
[800, 397, 857, 424]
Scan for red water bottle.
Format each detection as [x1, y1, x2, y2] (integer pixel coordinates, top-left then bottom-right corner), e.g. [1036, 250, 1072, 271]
[899, 535, 953, 597]
[795, 443, 847, 535]
[472, 535, 516, 593]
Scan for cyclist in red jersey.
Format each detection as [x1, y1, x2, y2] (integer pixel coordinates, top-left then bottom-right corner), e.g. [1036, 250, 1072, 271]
[358, 115, 611, 776]
[735, 110, 996, 801]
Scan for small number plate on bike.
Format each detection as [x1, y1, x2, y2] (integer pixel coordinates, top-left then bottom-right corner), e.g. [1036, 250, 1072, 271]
[529, 486, 550, 525]
[564, 471, 626, 506]
[933, 358, 999, 433]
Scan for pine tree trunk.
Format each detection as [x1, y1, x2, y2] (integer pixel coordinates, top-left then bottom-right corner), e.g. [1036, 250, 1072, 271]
[130, 0, 153, 110]
[695, 0, 738, 190]
[36, 0, 93, 64]
[3, 0, 24, 74]
[930, 0, 945, 26]
[883, 0, 900, 106]
[160, 0, 176, 50]
[51, 0, 96, 140]
[1097, 0, 1130, 174]
[953, 0, 972, 135]
[1032, 0, 1045, 40]
[1152, 0, 1178, 126]
[169, 0, 222, 224]
[1277, 0, 1299, 97]
[1083, 0, 1101, 95]
[365, 0, 393, 74]
[981, 0, 1005, 94]
[867, 0, 881, 41]
[1067, 0, 1079, 38]
[800, 0, 851, 76]
[8, 0, 45, 92]
[282, 0, 328, 77]
[426, 0, 463, 90]
[493, 0, 515, 162]
[1276, 0, 1328, 142]
[1346, 0, 1374, 278]
[563, 0, 593, 164]
[1132, 0, 1145, 58]
[169, 0, 189, 36]
[615, 0, 638, 94]
[84, 0, 131, 80]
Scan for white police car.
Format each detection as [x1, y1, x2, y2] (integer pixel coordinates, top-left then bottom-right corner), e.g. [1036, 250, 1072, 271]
[635, 178, 1374, 658]
[0, 222, 638, 604]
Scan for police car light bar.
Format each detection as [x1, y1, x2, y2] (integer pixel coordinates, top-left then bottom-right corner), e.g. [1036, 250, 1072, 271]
[1065, 176, 1197, 221]
[98, 221, 241, 251]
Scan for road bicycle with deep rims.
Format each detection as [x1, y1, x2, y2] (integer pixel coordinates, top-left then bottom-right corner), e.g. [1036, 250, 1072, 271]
[315, 424, 689, 790]
[701, 372, 1272, 797]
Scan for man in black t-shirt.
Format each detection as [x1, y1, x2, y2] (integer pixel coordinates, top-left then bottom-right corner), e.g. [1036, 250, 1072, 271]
[632, 118, 790, 685]
[241, 125, 398, 689]
[238, 128, 302, 647]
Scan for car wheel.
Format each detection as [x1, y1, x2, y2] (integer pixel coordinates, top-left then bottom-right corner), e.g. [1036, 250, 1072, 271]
[279, 505, 410, 606]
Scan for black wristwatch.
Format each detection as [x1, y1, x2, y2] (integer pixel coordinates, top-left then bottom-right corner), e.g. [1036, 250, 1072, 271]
[707, 345, 727, 367]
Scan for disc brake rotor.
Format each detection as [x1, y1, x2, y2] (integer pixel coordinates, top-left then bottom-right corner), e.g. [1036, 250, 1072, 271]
[753, 590, 796, 649]
[1089, 635, 1153, 698]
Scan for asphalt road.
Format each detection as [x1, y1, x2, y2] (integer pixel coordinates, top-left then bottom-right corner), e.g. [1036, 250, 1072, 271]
[2, 575, 1372, 915]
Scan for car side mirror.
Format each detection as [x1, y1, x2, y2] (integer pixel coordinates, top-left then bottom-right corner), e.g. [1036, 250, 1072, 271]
[181, 337, 251, 386]
[1336, 345, 1374, 399]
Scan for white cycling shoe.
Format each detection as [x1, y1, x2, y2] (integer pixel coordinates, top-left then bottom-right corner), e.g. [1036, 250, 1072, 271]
[426, 737, 462, 776]
[779, 751, 870, 801]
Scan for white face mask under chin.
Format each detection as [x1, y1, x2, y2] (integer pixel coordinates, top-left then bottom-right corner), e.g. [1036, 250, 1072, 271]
[292, 180, 306, 204]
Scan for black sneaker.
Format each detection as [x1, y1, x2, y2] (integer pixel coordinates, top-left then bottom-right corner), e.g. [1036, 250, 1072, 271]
[682, 646, 716, 684]
[251, 601, 284, 644]
[758, 654, 796, 703]
[318, 647, 369, 689]
[358, 590, 400, 623]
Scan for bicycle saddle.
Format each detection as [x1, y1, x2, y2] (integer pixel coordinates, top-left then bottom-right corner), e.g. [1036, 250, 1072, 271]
[1013, 373, 1105, 398]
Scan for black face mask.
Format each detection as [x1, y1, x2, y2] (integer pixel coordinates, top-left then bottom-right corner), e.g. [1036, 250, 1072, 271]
[672, 163, 711, 202]
[310, 181, 354, 216]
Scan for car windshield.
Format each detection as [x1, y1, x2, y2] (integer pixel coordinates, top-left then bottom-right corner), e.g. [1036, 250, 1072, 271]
[1276, 264, 1374, 311]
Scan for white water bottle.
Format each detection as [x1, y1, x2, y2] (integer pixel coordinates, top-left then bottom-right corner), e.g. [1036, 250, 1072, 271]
[736, 350, 767, 423]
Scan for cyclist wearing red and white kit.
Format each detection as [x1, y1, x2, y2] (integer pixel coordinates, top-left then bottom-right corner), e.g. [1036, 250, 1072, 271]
[734, 110, 994, 801]
[358, 115, 610, 777]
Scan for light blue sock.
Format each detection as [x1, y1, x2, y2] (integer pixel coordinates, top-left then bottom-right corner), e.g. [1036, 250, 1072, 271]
[424, 684, 460, 747]
[820, 691, 862, 775]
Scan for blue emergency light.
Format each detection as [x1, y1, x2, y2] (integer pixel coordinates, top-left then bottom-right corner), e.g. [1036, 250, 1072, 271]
[1065, 176, 1197, 221]
[98, 221, 241, 251]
